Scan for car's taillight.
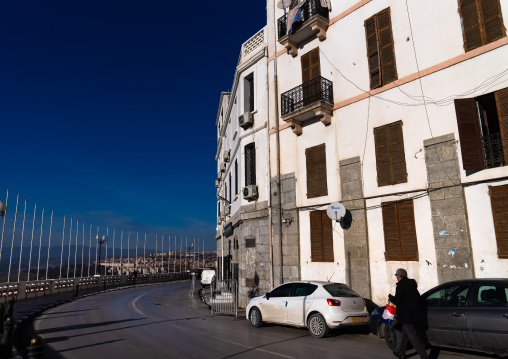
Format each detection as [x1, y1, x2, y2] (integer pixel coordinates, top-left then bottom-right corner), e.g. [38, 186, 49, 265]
[327, 298, 341, 306]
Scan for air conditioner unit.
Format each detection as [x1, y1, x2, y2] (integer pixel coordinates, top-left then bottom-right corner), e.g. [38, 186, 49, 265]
[239, 112, 253, 129]
[220, 163, 226, 173]
[223, 149, 231, 162]
[220, 212, 226, 221]
[217, 217, 222, 225]
[217, 172, 222, 181]
[215, 180, 220, 188]
[243, 185, 258, 201]
[224, 205, 231, 216]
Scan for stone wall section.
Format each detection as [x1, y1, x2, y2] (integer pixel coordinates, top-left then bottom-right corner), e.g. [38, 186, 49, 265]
[339, 157, 372, 299]
[270, 173, 300, 288]
[424, 133, 474, 282]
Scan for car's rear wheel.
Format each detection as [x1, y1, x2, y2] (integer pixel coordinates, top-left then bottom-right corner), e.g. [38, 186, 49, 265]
[385, 324, 402, 352]
[249, 307, 263, 328]
[308, 313, 329, 338]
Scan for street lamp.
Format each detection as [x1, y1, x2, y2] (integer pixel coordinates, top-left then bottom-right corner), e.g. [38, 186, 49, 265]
[96, 234, 107, 275]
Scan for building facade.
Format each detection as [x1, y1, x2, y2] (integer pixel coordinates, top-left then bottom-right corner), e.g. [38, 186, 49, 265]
[218, 0, 508, 306]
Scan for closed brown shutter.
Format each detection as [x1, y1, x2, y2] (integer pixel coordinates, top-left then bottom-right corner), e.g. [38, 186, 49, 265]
[365, 9, 397, 89]
[382, 200, 418, 261]
[375, 126, 391, 186]
[382, 203, 400, 260]
[490, 185, 508, 258]
[459, 0, 506, 52]
[494, 87, 508, 164]
[322, 213, 334, 262]
[310, 211, 324, 261]
[481, 0, 505, 43]
[365, 15, 381, 89]
[460, 0, 483, 51]
[389, 122, 407, 184]
[397, 201, 419, 261]
[374, 121, 407, 186]
[310, 211, 334, 262]
[454, 98, 485, 170]
[301, 51, 311, 84]
[377, 9, 397, 85]
[306, 144, 327, 198]
[309, 48, 321, 80]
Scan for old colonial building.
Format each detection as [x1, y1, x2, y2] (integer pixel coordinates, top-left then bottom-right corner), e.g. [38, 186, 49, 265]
[218, 0, 508, 306]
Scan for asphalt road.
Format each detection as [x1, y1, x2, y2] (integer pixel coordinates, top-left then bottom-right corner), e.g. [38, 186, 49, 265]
[26, 281, 496, 359]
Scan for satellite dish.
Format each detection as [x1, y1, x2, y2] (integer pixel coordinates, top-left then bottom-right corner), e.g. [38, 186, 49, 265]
[277, 0, 291, 9]
[326, 202, 346, 222]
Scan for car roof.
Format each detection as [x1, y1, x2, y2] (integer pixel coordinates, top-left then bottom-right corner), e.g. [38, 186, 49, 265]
[279, 280, 347, 286]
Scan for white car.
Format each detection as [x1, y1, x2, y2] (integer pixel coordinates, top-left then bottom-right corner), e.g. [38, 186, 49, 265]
[246, 281, 368, 338]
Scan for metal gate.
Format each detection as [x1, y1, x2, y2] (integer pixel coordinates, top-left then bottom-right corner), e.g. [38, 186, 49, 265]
[210, 279, 238, 317]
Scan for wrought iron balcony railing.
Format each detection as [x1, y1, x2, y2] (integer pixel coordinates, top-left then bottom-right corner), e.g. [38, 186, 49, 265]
[482, 132, 505, 168]
[277, 0, 330, 39]
[281, 76, 333, 116]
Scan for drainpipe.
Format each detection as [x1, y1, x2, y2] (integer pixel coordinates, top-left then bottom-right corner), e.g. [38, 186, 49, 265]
[271, 0, 284, 286]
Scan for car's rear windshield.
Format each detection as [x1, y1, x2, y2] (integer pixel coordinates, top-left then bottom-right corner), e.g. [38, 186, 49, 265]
[323, 283, 361, 298]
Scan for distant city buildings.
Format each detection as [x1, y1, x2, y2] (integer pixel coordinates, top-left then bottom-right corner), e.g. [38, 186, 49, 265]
[216, 0, 508, 306]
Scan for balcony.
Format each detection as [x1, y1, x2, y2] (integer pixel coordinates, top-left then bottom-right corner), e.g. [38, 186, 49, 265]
[278, 0, 330, 57]
[482, 133, 505, 168]
[281, 76, 334, 135]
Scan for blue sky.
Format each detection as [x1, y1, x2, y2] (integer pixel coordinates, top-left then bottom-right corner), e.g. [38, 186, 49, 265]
[0, 1, 267, 252]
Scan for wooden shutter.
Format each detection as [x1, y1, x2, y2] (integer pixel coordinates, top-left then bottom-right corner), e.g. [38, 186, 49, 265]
[377, 9, 397, 85]
[375, 126, 391, 186]
[382, 203, 401, 260]
[382, 200, 418, 261]
[306, 144, 327, 198]
[301, 51, 311, 84]
[490, 185, 508, 258]
[494, 87, 508, 164]
[310, 211, 324, 261]
[322, 213, 334, 262]
[389, 122, 407, 184]
[481, 0, 505, 44]
[374, 122, 407, 186]
[301, 48, 321, 83]
[245, 143, 256, 186]
[454, 98, 485, 170]
[365, 15, 381, 89]
[397, 201, 419, 260]
[460, 0, 483, 51]
[310, 211, 334, 262]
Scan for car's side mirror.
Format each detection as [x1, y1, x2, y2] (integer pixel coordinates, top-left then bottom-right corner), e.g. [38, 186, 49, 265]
[265, 292, 271, 300]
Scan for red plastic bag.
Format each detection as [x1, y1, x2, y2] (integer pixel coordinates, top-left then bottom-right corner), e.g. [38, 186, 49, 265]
[381, 302, 396, 326]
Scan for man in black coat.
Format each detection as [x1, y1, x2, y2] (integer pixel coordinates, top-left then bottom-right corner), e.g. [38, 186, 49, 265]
[388, 268, 429, 359]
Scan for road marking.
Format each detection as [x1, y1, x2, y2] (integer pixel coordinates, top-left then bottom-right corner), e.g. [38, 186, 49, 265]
[131, 293, 148, 316]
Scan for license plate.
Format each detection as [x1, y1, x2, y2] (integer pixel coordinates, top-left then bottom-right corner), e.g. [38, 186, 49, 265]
[351, 317, 365, 322]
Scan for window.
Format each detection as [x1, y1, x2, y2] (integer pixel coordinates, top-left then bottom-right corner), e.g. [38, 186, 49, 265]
[476, 284, 508, 307]
[323, 283, 361, 298]
[301, 47, 321, 106]
[234, 160, 238, 196]
[270, 283, 294, 297]
[454, 87, 508, 170]
[244, 73, 254, 113]
[292, 283, 318, 297]
[374, 121, 407, 186]
[382, 200, 418, 261]
[306, 143, 328, 198]
[423, 284, 470, 307]
[489, 184, 508, 258]
[229, 173, 232, 203]
[364, 8, 397, 89]
[245, 143, 256, 186]
[458, 0, 506, 52]
[310, 211, 334, 262]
